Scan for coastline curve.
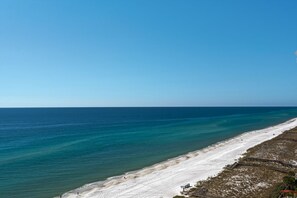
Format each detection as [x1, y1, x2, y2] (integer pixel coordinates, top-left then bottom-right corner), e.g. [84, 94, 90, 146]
[59, 118, 297, 198]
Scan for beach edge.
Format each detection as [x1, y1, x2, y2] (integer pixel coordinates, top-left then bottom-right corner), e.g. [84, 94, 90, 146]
[59, 118, 297, 198]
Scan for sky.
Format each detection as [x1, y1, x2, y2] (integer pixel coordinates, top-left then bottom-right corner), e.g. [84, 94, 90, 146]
[0, 0, 297, 107]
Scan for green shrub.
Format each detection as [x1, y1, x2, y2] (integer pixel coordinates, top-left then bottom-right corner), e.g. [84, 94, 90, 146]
[270, 183, 285, 198]
[283, 175, 296, 190]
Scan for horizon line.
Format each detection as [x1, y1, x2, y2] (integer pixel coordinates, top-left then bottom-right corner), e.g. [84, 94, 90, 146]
[0, 106, 297, 108]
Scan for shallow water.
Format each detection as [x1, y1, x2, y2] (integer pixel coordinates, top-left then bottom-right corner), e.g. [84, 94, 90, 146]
[1, 107, 297, 198]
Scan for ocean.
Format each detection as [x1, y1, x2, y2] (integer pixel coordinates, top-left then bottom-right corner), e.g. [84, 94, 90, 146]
[1, 107, 297, 198]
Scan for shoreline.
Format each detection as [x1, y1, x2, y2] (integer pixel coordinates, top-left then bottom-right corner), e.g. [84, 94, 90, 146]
[60, 118, 297, 198]
[186, 121, 297, 197]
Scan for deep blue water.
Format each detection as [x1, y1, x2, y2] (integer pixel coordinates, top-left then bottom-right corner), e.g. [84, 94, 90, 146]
[1, 107, 297, 198]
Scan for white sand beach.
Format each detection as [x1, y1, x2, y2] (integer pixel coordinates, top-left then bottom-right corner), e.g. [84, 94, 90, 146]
[61, 118, 297, 198]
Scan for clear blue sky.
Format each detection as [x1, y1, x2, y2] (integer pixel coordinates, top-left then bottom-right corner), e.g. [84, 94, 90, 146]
[1, 0, 297, 107]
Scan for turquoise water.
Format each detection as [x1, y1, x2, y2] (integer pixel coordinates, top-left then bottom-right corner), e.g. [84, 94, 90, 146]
[1, 107, 297, 198]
